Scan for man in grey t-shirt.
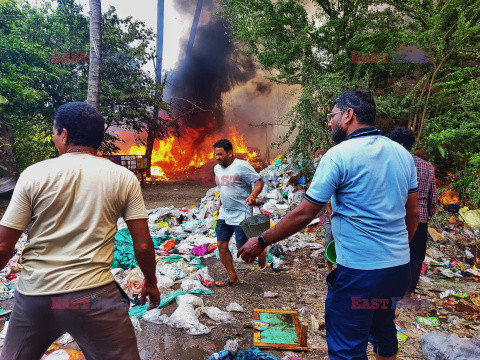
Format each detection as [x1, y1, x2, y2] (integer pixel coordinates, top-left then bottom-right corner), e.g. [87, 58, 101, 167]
[213, 139, 265, 286]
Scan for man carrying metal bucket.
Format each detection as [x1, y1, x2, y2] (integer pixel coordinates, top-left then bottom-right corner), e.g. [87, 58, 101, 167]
[213, 139, 266, 287]
[238, 89, 420, 360]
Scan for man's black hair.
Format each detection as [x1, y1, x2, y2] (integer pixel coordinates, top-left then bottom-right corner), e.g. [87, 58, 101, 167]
[332, 89, 376, 125]
[385, 127, 415, 150]
[213, 139, 233, 153]
[54, 102, 105, 149]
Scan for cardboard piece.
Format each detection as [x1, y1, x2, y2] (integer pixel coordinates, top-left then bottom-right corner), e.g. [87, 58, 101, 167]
[253, 309, 308, 351]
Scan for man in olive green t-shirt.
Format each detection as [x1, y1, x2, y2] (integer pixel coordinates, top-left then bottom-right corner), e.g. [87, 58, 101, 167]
[0, 102, 159, 360]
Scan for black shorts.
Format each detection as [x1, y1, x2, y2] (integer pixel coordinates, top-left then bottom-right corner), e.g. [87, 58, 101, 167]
[216, 219, 248, 248]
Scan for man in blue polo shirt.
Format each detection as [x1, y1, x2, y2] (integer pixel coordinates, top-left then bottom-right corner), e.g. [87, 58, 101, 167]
[238, 89, 420, 360]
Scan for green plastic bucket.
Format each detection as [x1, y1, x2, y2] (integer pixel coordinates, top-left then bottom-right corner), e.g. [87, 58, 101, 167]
[240, 214, 271, 238]
[325, 240, 337, 264]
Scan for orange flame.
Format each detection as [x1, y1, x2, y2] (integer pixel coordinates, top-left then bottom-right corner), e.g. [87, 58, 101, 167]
[117, 126, 262, 181]
[439, 189, 460, 205]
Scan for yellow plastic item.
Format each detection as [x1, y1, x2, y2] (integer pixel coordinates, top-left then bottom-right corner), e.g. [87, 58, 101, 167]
[273, 155, 283, 162]
[157, 221, 169, 228]
[459, 207, 480, 230]
[215, 192, 220, 198]
[190, 205, 196, 209]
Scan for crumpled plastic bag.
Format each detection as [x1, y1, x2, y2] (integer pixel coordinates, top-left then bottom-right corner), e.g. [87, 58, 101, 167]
[159, 238, 176, 252]
[168, 295, 210, 335]
[142, 309, 166, 325]
[421, 333, 480, 360]
[196, 267, 215, 288]
[175, 260, 198, 274]
[156, 263, 188, 280]
[196, 306, 236, 323]
[156, 275, 175, 290]
[226, 302, 244, 312]
[181, 279, 210, 293]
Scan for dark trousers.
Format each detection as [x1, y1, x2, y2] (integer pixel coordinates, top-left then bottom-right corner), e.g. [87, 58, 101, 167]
[408, 222, 428, 293]
[0, 282, 140, 360]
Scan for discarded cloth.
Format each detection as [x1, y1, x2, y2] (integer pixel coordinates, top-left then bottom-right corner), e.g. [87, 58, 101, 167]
[206, 346, 279, 360]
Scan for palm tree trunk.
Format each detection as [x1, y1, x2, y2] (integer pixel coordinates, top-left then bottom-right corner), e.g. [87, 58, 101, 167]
[86, 0, 102, 109]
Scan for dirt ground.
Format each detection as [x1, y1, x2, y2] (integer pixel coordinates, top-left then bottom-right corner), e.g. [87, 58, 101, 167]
[1, 182, 479, 360]
[141, 180, 210, 209]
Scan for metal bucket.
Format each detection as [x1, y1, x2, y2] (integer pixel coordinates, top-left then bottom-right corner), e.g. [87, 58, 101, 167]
[240, 214, 271, 238]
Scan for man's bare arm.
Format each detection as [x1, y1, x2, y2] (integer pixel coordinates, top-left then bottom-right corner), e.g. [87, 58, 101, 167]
[0, 225, 22, 270]
[245, 179, 264, 205]
[405, 192, 420, 242]
[127, 219, 156, 284]
[126, 219, 160, 310]
[238, 199, 322, 262]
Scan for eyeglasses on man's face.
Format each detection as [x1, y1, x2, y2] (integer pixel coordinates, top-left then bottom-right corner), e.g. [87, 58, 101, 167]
[326, 110, 344, 124]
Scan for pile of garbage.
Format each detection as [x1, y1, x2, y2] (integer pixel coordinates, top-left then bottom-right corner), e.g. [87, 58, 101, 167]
[108, 155, 317, 334]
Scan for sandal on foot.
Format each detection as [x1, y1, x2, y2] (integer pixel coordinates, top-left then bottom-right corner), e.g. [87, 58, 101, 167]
[215, 279, 238, 287]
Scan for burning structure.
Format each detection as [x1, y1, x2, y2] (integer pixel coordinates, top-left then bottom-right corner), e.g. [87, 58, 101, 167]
[116, 0, 276, 181]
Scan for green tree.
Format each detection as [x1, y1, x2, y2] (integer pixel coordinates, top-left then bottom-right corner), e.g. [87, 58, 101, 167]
[0, 0, 173, 173]
[222, 0, 480, 204]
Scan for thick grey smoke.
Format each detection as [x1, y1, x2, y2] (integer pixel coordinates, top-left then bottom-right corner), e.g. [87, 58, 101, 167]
[167, 0, 256, 141]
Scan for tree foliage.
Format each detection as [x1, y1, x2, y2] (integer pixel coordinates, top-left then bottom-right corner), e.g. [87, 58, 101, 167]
[222, 0, 480, 205]
[0, 0, 172, 171]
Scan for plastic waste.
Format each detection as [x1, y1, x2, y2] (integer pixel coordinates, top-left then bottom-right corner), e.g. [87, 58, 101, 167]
[223, 338, 239, 352]
[181, 279, 210, 293]
[191, 244, 209, 257]
[44, 349, 84, 360]
[196, 306, 236, 323]
[459, 207, 480, 230]
[417, 316, 441, 327]
[269, 243, 285, 258]
[168, 295, 210, 335]
[156, 263, 188, 280]
[226, 302, 244, 312]
[421, 333, 480, 360]
[440, 290, 456, 299]
[264, 291, 279, 298]
[156, 275, 174, 290]
[206, 346, 280, 360]
[183, 220, 201, 232]
[270, 256, 283, 271]
[142, 309, 166, 325]
[419, 276, 433, 285]
[130, 315, 142, 332]
[159, 238, 176, 252]
[196, 267, 215, 288]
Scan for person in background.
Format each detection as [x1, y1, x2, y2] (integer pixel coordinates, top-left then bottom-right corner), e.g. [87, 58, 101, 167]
[213, 139, 265, 287]
[386, 127, 437, 296]
[0, 102, 159, 360]
[238, 89, 419, 360]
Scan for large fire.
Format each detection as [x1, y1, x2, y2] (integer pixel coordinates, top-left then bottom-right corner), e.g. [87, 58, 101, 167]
[119, 126, 263, 181]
